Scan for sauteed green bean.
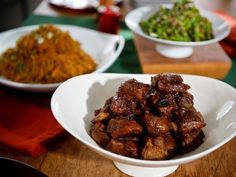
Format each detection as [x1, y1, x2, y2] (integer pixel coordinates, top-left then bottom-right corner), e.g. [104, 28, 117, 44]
[139, 0, 214, 41]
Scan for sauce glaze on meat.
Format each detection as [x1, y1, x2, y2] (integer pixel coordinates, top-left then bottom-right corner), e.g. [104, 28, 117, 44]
[90, 73, 206, 160]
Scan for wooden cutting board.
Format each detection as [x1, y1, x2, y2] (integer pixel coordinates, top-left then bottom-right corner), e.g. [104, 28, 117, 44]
[133, 34, 232, 79]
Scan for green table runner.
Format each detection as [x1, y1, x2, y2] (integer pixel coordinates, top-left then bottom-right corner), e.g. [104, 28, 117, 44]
[23, 15, 235, 88]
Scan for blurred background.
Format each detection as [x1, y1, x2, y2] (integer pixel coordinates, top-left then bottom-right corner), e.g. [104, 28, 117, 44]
[0, 0, 235, 32]
[0, 0, 42, 32]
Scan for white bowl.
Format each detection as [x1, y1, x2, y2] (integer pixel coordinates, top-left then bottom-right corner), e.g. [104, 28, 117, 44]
[0, 25, 125, 92]
[47, 0, 123, 9]
[125, 5, 230, 59]
[51, 73, 236, 177]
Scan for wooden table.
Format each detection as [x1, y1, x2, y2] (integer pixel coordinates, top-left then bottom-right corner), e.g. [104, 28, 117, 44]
[133, 34, 232, 79]
[0, 135, 235, 177]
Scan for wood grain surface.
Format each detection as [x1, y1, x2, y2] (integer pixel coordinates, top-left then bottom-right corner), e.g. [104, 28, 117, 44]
[133, 35, 232, 79]
[0, 135, 235, 177]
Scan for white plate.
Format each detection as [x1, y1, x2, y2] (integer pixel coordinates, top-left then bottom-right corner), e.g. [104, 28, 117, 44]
[47, 0, 123, 10]
[0, 25, 125, 92]
[51, 73, 236, 176]
[125, 5, 230, 58]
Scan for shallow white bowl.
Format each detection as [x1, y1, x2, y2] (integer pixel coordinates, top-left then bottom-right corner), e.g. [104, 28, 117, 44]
[51, 73, 236, 177]
[125, 5, 230, 59]
[0, 25, 125, 92]
[47, 0, 123, 10]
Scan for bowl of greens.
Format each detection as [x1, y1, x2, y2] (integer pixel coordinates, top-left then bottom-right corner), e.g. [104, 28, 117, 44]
[125, 0, 230, 59]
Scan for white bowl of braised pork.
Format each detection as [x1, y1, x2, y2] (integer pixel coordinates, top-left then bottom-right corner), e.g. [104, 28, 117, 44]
[51, 73, 236, 177]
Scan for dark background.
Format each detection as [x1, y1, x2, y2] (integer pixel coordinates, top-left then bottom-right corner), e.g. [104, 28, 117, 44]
[0, 0, 42, 32]
[0, 0, 235, 32]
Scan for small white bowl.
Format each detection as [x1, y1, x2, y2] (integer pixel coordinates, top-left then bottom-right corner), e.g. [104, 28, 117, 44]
[125, 5, 230, 59]
[51, 73, 236, 177]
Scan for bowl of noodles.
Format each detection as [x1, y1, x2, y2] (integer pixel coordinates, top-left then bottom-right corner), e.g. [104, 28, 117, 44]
[0, 24, 125, 92]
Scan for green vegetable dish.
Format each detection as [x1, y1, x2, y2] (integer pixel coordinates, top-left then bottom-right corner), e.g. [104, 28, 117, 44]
[139, 0, 214, 42]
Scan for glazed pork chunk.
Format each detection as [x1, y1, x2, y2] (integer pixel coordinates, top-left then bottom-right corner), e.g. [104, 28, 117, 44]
[142, 111, 172, 136]
[151, 73, 190, 93]
[106, 138, 139, 158]
[90, 74, 206, 160]
[110, 79, 149, 116]
[90, 122, 111, 147]
[107, 118, 143, 139]
[141, 135, 177, 160]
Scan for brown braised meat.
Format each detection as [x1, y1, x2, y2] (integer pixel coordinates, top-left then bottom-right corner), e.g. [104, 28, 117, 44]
[117, 79, 149, 102]
[90, 73, 206, 160]
[110, 96, 142, 116]
[146, 87, 160, 107]
[175, 108, 206, 133]
[106, 139, 139, 158]
[107, 118, 143, 139]
[151, 73, 190, 93]
[175, 92, 194, 117]
[90, 122, 111, 147]
[157, 93, 179, 116]
[92, 97, 113, 123]
[91, 111, 110, 123]
[146, 89, 180, 116]
[178, 129, 205, 153]
[109, 79, 149, 116]
[110, 96, 129, 114]
[142, 111, 172, 136]
[141, 135, 177, 160]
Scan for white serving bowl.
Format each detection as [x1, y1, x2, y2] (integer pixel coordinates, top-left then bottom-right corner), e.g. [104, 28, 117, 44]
[125, 4, 230, 59]
[47, 0, 123, 10]
[0, 24, 125, 92]
[51, 73, 236, 177]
